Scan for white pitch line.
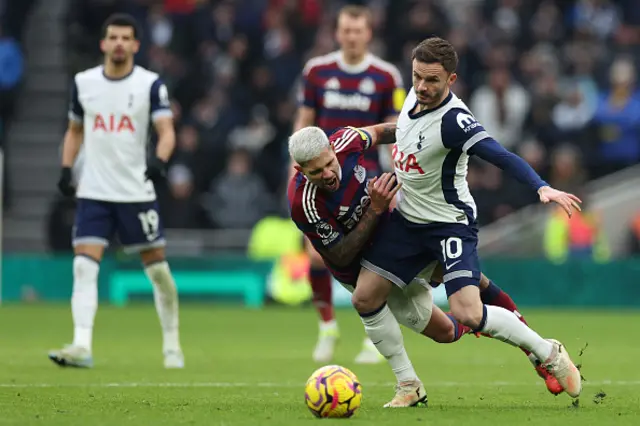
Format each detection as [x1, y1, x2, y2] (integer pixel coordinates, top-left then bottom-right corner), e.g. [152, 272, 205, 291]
[0, 380, 639, 388]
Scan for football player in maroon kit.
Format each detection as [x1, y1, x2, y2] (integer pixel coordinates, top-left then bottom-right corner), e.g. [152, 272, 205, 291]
[292, 4, 406, 364]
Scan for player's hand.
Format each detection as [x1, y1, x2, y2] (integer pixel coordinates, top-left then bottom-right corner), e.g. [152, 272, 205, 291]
[538, 186, 582, 217]
[145, 157, 167, 183]
[57, 167, 75, 197]
[368, 173, 402, 215]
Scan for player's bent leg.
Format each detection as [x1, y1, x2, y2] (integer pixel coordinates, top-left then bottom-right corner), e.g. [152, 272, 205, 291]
[351, 256, 386, 365]
[305, 238, 340, 363]
[140, 247, 184, 369]
[48, 243, 104, 368]
[447, 280, 581, 397]
[354, 268, 426, 408]
[421, 307, 471, 343]
[477, 274, 563, 395]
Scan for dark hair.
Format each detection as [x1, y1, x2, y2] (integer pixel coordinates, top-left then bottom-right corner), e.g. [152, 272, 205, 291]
[101, 13, 140, 40]
[412, 37, 458, 73]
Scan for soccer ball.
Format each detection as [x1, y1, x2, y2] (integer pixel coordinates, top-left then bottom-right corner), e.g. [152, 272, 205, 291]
[304, 365, 362, 418]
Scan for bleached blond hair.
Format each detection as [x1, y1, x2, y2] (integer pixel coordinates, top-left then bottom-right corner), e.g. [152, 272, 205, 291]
[288, 126, 330, 165]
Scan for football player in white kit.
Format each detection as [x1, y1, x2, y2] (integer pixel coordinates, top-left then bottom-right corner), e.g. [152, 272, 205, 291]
[353, 37, 583, 404]
[49, 14, 184, 369]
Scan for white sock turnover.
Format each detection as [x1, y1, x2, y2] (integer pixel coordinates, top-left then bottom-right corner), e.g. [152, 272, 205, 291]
[481, 305, 553, 361]
[145, 261, 181, 353]
[360, 303, 418, 383]
[71, 255, 99, 351]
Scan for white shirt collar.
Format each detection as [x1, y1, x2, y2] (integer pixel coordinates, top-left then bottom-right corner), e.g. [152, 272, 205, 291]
[336, 51, 372, 74]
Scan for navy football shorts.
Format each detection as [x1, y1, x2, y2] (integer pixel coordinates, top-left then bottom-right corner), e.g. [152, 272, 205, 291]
[73, 198, 166, 254]
[361, 209, 481, 297]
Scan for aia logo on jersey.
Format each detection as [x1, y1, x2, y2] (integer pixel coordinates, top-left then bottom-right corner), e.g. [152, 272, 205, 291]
[93, 113, 135, 133]
[391, 144, 425, 174]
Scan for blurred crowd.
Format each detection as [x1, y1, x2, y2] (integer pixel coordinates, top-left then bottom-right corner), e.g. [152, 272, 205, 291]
[7, 0, 640, 239]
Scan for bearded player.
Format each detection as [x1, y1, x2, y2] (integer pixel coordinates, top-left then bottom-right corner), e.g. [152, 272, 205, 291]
[294, 5, 405, 364]
[48, 14, 183, 369]
[356, 37, 582, 401]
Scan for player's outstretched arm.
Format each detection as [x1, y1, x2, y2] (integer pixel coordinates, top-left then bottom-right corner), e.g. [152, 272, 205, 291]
[443, 108, 582, 217]
[314, 173, 401, 267]
[58, 120, 84, 196]
[469, 139, 581, 217]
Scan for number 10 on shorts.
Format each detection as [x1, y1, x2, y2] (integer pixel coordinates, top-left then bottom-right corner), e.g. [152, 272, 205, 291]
[440, 237, 462, 269]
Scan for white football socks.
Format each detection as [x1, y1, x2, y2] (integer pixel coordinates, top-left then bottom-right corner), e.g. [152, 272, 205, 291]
[481, 305, 553, 361]
[360, 304, 418, 383]
[71, 256, 99, 351]
[145, 261, 181, 353]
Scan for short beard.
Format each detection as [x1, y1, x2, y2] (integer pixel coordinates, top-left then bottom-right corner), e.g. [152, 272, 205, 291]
[109, 56, 128, 66]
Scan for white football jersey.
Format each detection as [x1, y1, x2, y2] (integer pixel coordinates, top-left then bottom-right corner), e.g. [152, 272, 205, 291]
[69, 65, 173, 202]
[392, 88, 491, 225]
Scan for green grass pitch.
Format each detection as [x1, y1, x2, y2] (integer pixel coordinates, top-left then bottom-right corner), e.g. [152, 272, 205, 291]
[0, 304, 639, 425]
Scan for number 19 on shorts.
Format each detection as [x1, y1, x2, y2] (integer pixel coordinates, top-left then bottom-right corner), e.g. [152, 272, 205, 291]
[138, 209, 160, 241]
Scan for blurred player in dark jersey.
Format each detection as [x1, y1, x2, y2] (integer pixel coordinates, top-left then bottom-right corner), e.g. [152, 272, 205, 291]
[292, 5, 405, 364]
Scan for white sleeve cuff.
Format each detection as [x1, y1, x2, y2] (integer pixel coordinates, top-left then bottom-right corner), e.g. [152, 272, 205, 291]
[68, 112, 83, 123]
[462, 131, 490, 153]
[151, 109, 173, 122]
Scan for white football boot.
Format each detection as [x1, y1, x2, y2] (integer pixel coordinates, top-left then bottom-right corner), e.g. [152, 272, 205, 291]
[354, 337, 385, 364]
[541, 339, 582, 397]
[383, 380, 428, 407]
[164, 350, 185, 369]
[312, 327, 339, 363]
[48, 344, 93, 368]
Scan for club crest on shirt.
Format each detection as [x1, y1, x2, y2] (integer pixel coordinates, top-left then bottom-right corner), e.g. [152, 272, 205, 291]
[358, 78, 375, 95]
[353, 164, 366, 183]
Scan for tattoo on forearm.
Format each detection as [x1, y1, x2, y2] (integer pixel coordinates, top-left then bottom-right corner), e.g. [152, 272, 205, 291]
[321, 209, 380, 266]
[377, 124, 397, 145]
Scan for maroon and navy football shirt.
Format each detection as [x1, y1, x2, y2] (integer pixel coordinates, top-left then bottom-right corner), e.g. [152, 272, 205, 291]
[288, 127, 387, 285]
[299, 51, 405, 173]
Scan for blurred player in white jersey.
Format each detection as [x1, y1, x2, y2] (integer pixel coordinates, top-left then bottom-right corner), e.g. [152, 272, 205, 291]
[355, 37, 583, 403]
[48, 14, 183, 369]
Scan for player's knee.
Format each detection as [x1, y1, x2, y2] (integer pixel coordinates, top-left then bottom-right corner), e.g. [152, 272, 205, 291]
[353, 269, 393, 314]
[74, 244, 105, 263]
[351, 289, 385, 315]
[141, 247, 166, 266]
[73, 255, 100, 282]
